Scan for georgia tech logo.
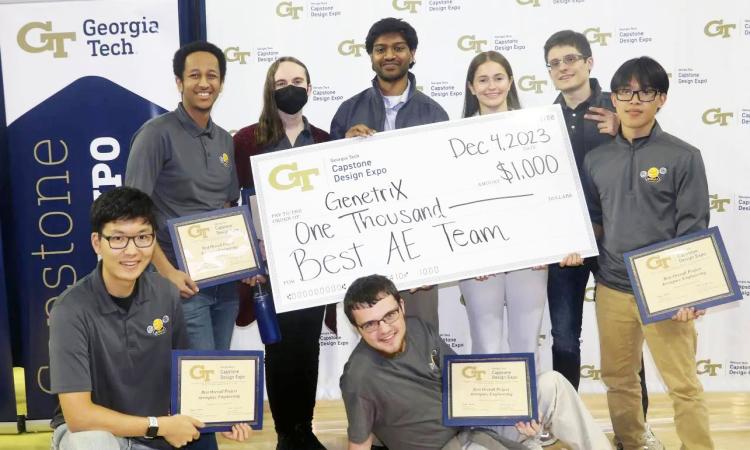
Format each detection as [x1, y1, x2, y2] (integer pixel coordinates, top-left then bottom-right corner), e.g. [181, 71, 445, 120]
[584, 27, 612, 46]
[704, 20, 736, 38]
[269, 163, 319, 191]
[224, 46, 251, 64]
[462, 365, 486, 380]
[219, 153, 230, 168]
[697, 359, 722, 376]
[518, 75, 547, 94]
[17, 21, 76, 58]
[338, 39, 366, 57]
[516, 0, 541, 6]
[188, 225, 209, 239]
[646, 255, 671, 270]
[190, 364, 215, 382]
[709, 194, 731, 212]
[146, 315, 170, 336]
[392, 0, 421, 13]
[457, 35, 487, 53]
[276, 1, 303, 19]
[640, 166, 667, 183]
[702, 108, 733, 126]
[580, 364, 601, 380]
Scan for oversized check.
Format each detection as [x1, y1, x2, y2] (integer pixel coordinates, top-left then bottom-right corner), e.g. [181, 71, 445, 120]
[252, 105, 597, 312]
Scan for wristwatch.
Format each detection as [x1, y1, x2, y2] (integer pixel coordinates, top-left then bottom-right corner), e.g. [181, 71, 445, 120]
[145, 416, 159, 439]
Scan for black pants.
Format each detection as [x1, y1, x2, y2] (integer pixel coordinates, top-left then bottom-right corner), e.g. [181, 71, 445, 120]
[265, 304, 326, 434]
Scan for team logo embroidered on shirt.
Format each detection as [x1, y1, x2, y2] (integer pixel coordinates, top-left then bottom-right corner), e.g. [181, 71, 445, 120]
[429, 349, 439, 371]
[640, 166, 667, 183]
[219, 153, 230, 168]
[146, 315, 170, 336]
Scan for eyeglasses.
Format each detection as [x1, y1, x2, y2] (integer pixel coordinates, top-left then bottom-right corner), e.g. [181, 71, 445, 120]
[614, 88, 660, 102]
[546, 54, 586, 70]
[357, 306, 402, 333]
[100, 233, 155, 249]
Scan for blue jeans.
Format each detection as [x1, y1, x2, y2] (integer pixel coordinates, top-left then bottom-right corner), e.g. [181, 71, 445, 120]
[547, 259, 596, 389]
[182, 282, 239, 350]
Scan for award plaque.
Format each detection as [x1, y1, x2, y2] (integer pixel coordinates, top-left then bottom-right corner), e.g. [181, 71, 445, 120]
[624, 227, 743, 324]
[171, 350, 264, 432]
[442, 353, 537, 427]
[167, 205, 263, 289]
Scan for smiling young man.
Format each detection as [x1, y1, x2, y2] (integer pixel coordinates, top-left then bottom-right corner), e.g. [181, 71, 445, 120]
[340, 275, 611, 450]
[48, 187, 250, 450]
[330, 18, 449, 332]
[126, 41, 240, 353]
[581, 57, 713, 450]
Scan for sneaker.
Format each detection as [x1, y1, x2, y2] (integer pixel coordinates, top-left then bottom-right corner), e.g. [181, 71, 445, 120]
[539, 431, 558, 447]
[612, 423, 664, 450]
[643, 424, 664, 450]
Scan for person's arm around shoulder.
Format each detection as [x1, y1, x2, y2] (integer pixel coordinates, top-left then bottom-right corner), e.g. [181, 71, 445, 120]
[348, 434, 374, 450]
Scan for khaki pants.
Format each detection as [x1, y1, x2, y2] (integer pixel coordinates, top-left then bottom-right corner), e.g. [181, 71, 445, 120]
[595, 284, 713, 450]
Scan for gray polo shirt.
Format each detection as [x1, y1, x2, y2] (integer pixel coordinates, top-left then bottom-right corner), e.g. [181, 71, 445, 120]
[49, 263, 186, 449]
[340, 317, 457, 450]
[126, 103, 240, 266]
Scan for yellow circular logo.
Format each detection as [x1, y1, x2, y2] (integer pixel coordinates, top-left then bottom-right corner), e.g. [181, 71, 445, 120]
[647, 167, 659, 179]
[153, 318, 164, 331]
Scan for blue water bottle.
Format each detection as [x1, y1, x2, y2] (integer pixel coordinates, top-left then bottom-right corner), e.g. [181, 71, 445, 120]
[253, 283, 281, 344]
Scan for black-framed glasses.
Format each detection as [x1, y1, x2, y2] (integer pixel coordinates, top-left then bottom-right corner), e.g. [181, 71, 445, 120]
[357, 306, 402, 333]
[546, 53, 586, 70]
[100, 233, 155, 249]
[614, 88, 660, 102]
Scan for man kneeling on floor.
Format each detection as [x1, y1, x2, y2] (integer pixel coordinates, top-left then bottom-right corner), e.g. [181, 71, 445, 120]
[340, 274, 611, 450]
[48, 186, 251, 450]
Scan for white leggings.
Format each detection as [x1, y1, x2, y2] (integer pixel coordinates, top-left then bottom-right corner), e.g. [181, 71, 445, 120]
[459, 268, 547, 360]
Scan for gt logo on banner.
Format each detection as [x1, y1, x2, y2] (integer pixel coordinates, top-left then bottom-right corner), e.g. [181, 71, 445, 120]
[338, 39, 365, 57]
[276, 1, 303, 19]
[704, 20, 735, 38]
[584, 27, 612, 46]
[224, 46, 251, 64]
[392, 0, 421, 13]
[516, 0, 541, 7]
[457, 35, 487, 53]
[519, 75, 547, 94]
[702, 108, 733, 126]
[268, 163, 319, 191]
[697, 359, 722, 376]
[709, 194, 730, 212]
[17, 21, 76, 58]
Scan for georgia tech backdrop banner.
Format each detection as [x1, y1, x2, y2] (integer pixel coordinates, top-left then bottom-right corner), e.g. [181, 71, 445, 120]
[0, 0, 178, 421]
[210, 0, 750, 397]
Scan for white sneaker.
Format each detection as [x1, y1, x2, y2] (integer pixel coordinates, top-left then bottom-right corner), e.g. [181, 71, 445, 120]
[613, 423, 664, 450]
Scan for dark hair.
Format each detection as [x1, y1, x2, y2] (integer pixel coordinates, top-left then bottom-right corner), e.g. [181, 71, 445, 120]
[543, 30, 592, 62]
[366, 17, 418, 67]
[255, 56, 311, 148]
[463, 51, 521, 118]
[343, 275, 401, 325]
[173, 41, 227, 82]
[90, 187, 156, 234]
[610, 56, 669, 94]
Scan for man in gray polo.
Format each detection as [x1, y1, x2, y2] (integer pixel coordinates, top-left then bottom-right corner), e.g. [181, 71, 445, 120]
[126, 41, 240, 353]
[49, 186, 250, 450]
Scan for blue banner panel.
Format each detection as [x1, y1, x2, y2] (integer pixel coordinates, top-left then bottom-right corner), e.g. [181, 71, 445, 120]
[0, 222, 17, 423]
[4, 76, 166, 419]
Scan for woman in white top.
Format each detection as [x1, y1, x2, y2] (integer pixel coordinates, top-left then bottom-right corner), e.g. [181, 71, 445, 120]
[459, 51, 547, 362]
